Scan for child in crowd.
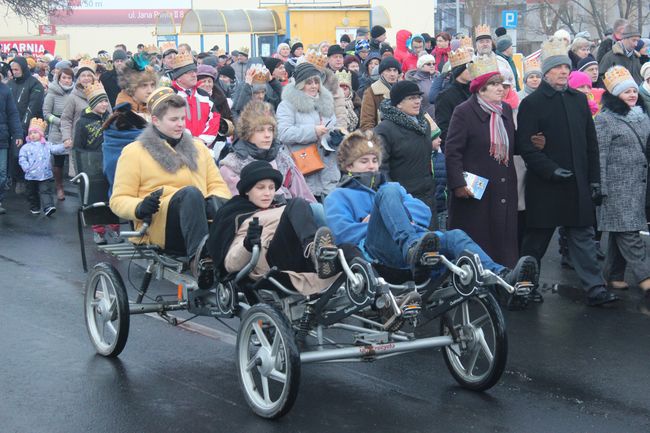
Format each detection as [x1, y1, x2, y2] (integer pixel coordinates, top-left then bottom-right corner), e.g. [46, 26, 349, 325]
[74, 82, 120, 244]
[568, 71, 600, 116]
[18, 118, 69, 216]
[430, 123, 447, 230]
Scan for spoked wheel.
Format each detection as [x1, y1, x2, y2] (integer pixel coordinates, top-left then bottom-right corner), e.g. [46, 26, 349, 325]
[84, 263, 130, 357]
[236, 304, 300, 419]
[440, 293, 507, 391]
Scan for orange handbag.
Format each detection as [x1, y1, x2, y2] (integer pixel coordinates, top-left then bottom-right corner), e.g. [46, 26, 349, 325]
[291, 144, 325, 176]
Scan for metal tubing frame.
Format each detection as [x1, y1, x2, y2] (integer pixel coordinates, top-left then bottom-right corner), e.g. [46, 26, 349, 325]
[129, 302, 187, 315]
[300, 335, 454, 364]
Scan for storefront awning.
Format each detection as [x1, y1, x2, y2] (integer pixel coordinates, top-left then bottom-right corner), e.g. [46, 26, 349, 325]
[179, 9, 281, 35]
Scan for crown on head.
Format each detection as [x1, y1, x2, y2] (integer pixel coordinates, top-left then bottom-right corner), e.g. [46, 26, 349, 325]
[459, 36, 474, 49]
[147, 87, 175, 112]
[468, 53, 499, 79]
[524, 56, 542, 73]
[475, 24, 491, 39]
[83, 81, 106, 100]
[160, 42, 177, 53]
[603, 66, 634, 93]
[334, 69, 352, 87]
[249, 64, 270, 84]
[304, 49, 328, 69]
[77, 58, 97, 73]
[144, 44, 159, 55]
[542, 37, 570, 60]
[449, 47, 473, 68]
[171, 52, 195, 70]
[238, 47, 250, 55]
[29, 117, 47, 132]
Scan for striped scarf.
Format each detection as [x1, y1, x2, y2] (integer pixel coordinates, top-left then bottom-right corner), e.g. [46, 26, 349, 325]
[477, 95, 509, 166]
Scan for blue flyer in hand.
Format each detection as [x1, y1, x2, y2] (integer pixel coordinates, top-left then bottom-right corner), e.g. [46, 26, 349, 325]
[463, 171, 489, 200]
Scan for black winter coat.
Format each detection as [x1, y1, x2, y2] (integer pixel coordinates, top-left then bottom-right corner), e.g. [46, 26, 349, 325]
[7, 56, 44, 134]
[0, 82, 22, 149]
[434, 80, 471, 148]
[516, 80, 600, 228]
[375, 101, 437, 228]
[100, 69, 121, 108]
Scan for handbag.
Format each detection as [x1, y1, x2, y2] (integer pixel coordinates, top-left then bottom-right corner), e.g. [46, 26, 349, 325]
[291, 143, 325, 176]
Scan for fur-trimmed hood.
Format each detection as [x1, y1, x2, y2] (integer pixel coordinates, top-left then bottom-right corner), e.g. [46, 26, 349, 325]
[601, 90, 646, 116]
[612, 41, 640, 58]
[281, 80, 335, 118]
[136, 124, 198, 173]
[378, 99, 428, 136]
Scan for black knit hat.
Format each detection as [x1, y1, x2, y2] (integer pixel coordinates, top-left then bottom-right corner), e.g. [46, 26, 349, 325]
[577, 55, 598, 72]
[378, 56, 402, 75]
[290, 42, 304, 56]
[262, 56, 282, 74]
[390, 80, 422, 106]
[293, 62, 321, 85]
[327, 44, 345, 57]
[237, 160, 283, 195]
[371, 25, 386, 39]
[340, 34, 351, 43]
[379, 44, 394, 56]
[219, 65, 236, 81]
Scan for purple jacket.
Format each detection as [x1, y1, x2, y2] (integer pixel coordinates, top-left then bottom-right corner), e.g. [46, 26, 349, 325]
[18, 140, 66, 181]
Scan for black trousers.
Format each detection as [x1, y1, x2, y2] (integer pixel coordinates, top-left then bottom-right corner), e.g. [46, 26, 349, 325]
[26, 179, 54, 210]
[164, 186, 209, 257]
[266, 198, 319, 273]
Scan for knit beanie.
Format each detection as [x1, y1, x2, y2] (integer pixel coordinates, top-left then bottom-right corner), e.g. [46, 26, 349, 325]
[292, 62, 321, 85]
[371, 25, 386, 39]
[417, 54, 436, 69]
[390, 80, 422, 106]
[356, 27, 369, 37]
[113, 50, 128, 61]
[337, 130, 383, 170]
[344, 55, 359, 68]
[496, 35, 512, 52]
[202, 55, 218, 67]
[237, 160, 283, 195]
[290, 42, 303, 56]
[641, 62, 650, 81]
[197, 64, 217, 80]
[378, 56, 402, 75]
[542, 54, 571, 76]
[55, 60, 72, 70]
[621, 24, 641, 39]
[262, 56, 282, 74]
[577, 56, 598, 72]
[355, 39, 370, 54]
[219, 65, 236, 81]
[495, 27, 507, 37]
[340, 34, 351, 44]
[568, 71, 592, 90]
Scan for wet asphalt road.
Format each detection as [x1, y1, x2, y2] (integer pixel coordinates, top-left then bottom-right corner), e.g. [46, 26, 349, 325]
[1, 188, 650, 433]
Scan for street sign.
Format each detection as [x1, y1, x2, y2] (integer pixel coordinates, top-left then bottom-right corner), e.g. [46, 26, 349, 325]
[502, 10, 518, 29]
[38, 25, 56, 35]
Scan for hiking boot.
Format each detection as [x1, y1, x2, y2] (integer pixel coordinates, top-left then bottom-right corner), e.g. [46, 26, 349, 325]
[406, 232, 440, 277]
[44, 206, 56, 217]
[311, 227, 340, 279]
[0, 203, 6, 215]
[93, 232, 107, 245]
[30, 207, 40, 215]
[191, 235, 214, 290]
[502, 256, 539, 288]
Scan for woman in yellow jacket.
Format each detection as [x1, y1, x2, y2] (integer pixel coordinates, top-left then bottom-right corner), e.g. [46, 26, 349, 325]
[110, 87, 231, 286]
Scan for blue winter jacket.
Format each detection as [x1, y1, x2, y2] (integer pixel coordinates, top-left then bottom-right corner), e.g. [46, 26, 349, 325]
[0, 82, 22, 149]
[102, 125, 142, 197]
[431, 150, 448, 212]
[324, 177, 432, 248]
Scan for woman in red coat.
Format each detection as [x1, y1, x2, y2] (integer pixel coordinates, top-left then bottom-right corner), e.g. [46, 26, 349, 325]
[444, 65, 518, 267]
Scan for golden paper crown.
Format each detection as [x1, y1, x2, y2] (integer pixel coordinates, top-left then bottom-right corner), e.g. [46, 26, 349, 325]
[335, 69, 352, 87]
[77, 58, 97, 74]
[29, 117, 47, 132]
[238, 46, 250, 55]
[144, 44, 159, 55]
[83, 81, 107, 100]
[160, 42, 177, 54]
[449, 47, 473, 68]
[524, 56, 542, 74]
[541, 37, 570, 60]
[468, 53, 499, 79]
[304, 49, 328, 69]
[171, 52, 195, 70]
[249, 64, 270, 84]
[459, 36, 473, 50]
[475, 24, 491, 39]
[147, 87, 176, 113]
[603, 66, 635, 93]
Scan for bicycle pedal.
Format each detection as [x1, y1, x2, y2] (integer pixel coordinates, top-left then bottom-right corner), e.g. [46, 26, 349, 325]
[420, 252, 441, 266]
[199, 257, 214, 271]
[317, 246, 339, 261]
[401, 303, 421, 318]
[514, 281, 533, 296]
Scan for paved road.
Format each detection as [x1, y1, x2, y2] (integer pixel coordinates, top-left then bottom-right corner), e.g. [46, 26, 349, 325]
[1, 189, 650, 433]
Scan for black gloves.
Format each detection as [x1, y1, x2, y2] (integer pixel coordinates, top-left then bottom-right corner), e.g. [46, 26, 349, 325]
[591, 183, 604, 206]
[135, 188, 163, 221]
[551, 168, 574, 182]
[205, 196, 220, 220]
[243, 217, 262, 252]
[327, 129, 345, 149]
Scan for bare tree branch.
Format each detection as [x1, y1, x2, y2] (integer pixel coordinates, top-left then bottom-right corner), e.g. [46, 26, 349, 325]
[1, 0, 70, 23]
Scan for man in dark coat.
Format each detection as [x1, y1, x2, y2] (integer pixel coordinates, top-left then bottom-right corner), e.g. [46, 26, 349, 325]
[0, 62, 23, 214]
[100, 50, 129, 107]
[375, 81, 437, 228]
[516, 45, 617, 306]
[598, 24, 642, 83]
[434, 54, 472, 149]
[596, 18, 628, 62]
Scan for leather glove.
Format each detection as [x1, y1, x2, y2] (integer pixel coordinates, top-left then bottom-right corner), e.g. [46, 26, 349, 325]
[327, 129, 345, 149]
[243, 217, 263, 252]
[135, 188, 163, 221]
[591, 183, 604, 206]
[551, 168, 574, 182]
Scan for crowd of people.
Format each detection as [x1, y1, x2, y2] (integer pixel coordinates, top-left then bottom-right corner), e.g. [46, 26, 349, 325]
[1, 18, 650, 308]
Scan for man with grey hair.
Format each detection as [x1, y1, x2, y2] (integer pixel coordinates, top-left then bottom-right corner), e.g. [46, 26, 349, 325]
[516, 39, 617, 307]
[596, 18, 628, 62]
[599, 23, 642, 83]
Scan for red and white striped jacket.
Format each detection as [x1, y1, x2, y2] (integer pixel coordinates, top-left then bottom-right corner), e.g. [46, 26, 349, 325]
[172, 81, 221, 147]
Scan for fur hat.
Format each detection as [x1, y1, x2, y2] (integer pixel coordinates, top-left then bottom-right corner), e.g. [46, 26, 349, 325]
[337, 130, 383, 171]
[237, 160, 283, 195]
[118, 59, 158, 95]
[236, 100, 277, 142]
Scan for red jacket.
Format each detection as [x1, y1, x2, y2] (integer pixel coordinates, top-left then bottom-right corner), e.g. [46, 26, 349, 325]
[393, 30, 412, 65]
[172, 81, 221, 147]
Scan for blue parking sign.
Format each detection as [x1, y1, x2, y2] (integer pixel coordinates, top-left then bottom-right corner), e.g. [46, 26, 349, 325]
[502, 10, 518, 29]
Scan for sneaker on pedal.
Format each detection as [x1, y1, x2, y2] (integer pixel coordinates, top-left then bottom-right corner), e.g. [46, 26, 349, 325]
[311, 227, 340, 279]
[93, 232, 107, 245]
[406, 232, 440, 277]
[106, 228, 124, 244]
[500, 256, 540, 309]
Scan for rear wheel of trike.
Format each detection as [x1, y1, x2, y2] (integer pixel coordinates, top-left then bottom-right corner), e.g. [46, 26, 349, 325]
[440, 293, 507, 391]
[236, 304, 300, 419]
[84, 263, 130, 357]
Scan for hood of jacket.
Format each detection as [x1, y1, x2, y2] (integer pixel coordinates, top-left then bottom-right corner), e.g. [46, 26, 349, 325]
[9, 57, 30, 83]
[281, 80, 334, 118]
[379, 99, 428, 136]
[362, 52, 382, 75]
[601, 90, 645, 116]
[136, 124, 198, 173]
[405, 69, 435, 82]
[47, 79, 73, 97]
[396, 30, 412, 51]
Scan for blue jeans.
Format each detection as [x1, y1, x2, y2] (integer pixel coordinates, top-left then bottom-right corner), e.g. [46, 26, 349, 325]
[0, 148, 7, 202]
[363, 184, 505, 275]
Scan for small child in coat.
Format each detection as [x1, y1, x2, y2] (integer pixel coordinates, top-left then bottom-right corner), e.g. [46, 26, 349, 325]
[74, 82, 119, 245]
[18, 118, 69, 216]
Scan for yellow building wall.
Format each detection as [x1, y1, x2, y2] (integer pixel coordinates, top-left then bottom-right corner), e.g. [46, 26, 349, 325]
[288, 10, 371, 46]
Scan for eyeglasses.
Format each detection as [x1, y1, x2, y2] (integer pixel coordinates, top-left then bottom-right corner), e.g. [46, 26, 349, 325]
[404, 95, 423, 102]
[422, 62, 435, 67]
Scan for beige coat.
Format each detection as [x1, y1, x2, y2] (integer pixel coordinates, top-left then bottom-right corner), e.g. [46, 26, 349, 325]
[359, 79, 390, 130]
[224, 206, 338, 295]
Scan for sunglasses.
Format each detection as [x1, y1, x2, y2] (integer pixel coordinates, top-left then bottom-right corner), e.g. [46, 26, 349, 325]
[422, 62, 435, 67]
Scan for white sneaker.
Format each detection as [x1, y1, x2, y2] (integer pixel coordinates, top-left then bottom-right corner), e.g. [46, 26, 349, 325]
[93, 232, 107, 245]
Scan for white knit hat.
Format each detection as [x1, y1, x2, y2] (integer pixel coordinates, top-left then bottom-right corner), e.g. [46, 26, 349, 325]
[417, 54, 436, 69]
[641, 62, 650, 81]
